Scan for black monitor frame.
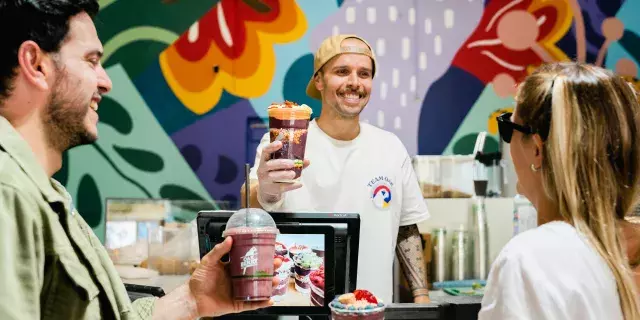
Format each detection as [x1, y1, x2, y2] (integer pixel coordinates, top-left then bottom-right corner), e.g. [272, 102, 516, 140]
[196, 211, 361, 317]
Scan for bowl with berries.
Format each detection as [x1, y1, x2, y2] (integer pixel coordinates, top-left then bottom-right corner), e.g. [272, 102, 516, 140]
[309, 265, 325, 306]
[329, 290, 386, 320]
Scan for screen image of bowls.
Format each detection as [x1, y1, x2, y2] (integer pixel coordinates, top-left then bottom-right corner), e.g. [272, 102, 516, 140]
[275, 241, 288, 256]
[309, 265, 325, 306]
[293, 252, 323, 294]
[288, 244, 311, 277]
[272, 253, 292, 302]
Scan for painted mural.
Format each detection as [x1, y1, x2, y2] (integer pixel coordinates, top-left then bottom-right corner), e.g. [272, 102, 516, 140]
[60, 0, 640, 241]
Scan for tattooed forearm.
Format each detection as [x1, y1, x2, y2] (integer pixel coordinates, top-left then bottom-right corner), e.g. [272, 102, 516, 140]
[396, 224, 428, 298]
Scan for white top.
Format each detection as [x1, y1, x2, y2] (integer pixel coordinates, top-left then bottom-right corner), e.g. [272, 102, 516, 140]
[478, 221, 623, 320]
[250, 119, 429, 303]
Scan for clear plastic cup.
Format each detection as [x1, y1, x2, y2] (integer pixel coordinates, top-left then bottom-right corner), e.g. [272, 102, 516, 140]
[329, 300, 386, 320]
[222, 208, 280, 301]
[268, 102, 313, 183]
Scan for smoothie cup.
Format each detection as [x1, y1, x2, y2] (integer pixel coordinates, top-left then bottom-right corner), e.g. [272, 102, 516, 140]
[222, 208, 279, 301]
[268, 101, 313, 183]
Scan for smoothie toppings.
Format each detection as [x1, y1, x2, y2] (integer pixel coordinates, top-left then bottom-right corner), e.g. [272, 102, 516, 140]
[275, 242, 287, 253]
[269, 128, 308, 144]
[268, 100, 313, 113]
[332, 290, 384, 310]
[289, 244, 310, 255]
[293, 252, 323, 269]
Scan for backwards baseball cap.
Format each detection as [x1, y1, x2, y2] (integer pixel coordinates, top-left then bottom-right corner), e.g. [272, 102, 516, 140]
[306, 34, 377, 100]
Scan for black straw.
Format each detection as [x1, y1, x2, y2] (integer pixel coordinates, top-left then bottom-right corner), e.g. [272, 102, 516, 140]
[245, 163, 250, 210]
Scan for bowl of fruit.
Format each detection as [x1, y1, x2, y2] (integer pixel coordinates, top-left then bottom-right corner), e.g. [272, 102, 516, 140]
[329, 289, 385, 320]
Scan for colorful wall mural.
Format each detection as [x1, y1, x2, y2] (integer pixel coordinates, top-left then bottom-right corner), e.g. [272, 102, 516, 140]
[62, 0, 640, 241]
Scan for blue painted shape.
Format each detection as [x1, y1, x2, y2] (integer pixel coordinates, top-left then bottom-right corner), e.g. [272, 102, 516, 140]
[417, 66, 485, 155]
[170, 99, 267, 205]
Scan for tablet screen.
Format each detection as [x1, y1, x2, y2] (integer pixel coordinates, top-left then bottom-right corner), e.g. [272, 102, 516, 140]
[273, 233, 325, 307]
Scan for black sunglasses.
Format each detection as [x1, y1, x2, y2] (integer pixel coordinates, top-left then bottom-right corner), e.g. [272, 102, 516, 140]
[496, 112, 533, 143]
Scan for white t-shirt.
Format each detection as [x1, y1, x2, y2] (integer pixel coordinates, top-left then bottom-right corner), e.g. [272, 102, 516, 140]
[250, 119, 429, 303]
[478, 221, 623, 320]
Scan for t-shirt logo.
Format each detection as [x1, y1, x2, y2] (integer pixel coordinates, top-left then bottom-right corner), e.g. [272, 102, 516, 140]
[368, 176, 394, 210]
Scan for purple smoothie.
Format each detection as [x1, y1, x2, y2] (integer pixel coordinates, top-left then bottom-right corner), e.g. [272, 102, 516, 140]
[269, 118, 309, 180]
[267, 102, 312, 182]
[225, 228, 278, 301]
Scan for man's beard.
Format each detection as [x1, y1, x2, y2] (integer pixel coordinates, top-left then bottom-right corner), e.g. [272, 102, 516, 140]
[43, 74, 95, 152]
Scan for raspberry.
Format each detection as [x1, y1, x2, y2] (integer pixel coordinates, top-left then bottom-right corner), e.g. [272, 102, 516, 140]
[354, 289, 377, 304]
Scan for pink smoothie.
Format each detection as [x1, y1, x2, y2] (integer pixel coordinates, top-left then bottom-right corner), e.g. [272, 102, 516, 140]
[226, 227, 277, 301]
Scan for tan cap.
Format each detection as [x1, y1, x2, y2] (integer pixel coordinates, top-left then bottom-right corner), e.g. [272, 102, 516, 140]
[306, 34, 377, 100]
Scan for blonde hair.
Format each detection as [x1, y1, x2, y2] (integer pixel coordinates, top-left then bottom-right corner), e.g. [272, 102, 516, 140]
[516, 62, 640, 319]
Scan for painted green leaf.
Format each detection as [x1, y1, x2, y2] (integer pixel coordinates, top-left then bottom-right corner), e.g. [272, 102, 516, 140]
[53, 152, 69, 186]
[77, 174, 103, 228]
[452, 133, 499, 155]
[160, 184, 206, 201]
[100, 96, 133, 135]
[113, 145, 165, 172]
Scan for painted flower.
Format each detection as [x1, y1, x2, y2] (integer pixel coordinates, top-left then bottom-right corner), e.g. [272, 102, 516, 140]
[452, 0, 572, 85]
[160, 0, 307, 114]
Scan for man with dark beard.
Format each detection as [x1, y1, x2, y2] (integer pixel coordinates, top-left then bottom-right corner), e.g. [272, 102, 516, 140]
[242, 35, 431, 304]
[0, 1, 279, 319]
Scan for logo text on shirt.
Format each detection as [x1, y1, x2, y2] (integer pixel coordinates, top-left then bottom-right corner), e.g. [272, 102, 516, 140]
[369, 176, 393, 210]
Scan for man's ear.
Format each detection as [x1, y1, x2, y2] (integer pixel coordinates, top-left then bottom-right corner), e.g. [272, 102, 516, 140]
[16, 41, 52, 91]
[314, 71, 324, 92]
[532, 134, 544, 168]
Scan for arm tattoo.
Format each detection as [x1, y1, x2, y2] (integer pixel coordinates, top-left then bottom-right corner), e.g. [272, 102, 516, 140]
[396, 224, 429, 297]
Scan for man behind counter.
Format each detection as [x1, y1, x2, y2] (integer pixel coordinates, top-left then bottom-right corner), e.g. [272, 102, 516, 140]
[242, 35, 431, 304]
[0, 1, 279, 319]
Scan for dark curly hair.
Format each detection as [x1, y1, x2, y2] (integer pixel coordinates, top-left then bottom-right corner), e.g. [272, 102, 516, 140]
[0, 0, 99, 103]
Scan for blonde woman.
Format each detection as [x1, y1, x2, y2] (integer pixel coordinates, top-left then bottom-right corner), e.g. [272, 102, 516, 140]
[480, 62, 640, 319]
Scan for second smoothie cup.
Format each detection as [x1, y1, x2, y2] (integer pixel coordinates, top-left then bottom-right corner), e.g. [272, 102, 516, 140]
[268, 101, 313, 183]
[222, 208, 280, 301]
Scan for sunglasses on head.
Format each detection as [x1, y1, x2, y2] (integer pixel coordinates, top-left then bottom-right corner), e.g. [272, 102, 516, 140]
[496, 112, 533, 144]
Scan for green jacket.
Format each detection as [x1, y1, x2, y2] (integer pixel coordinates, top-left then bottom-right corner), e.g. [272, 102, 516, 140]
[0, 116, 155, 319]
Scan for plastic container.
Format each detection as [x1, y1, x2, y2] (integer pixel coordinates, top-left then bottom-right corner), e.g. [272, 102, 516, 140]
[268, 102, 313, 182]
[329, 298, 386, 320]
[412, 155, 475, 198]
[513, 194, 538, 236]
[222, 208, 280, 301]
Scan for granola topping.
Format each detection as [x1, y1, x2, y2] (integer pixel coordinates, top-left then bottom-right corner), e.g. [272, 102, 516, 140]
[270, 128, 308, 144]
